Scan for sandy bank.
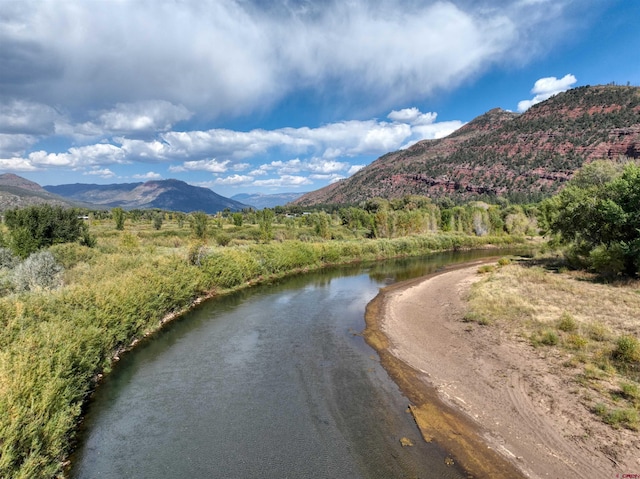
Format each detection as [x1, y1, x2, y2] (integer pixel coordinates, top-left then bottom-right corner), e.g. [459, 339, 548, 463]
[364, 260, 628, 479]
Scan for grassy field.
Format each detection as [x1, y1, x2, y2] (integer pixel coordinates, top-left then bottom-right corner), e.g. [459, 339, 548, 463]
[0, 215, 524, 479]
[465, 255, 640, 431]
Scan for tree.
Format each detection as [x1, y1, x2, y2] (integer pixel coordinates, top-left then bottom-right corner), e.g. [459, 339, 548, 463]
[112, 207, 126, 230]
[231, 213, 243, 227]
[189, 211, 209, 240]
[539, 162, 640, 276]
[257, 209, 274, 242]
[153, 213, 163, 230]
[4, 205, 90, 258]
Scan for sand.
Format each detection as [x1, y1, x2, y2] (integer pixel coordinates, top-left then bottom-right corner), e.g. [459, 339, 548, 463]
[364, 259, 639, 479]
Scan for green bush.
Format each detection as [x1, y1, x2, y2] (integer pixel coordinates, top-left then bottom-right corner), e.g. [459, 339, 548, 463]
[557, 312, 578, 332]
[538, 329, 560, 346]
[612, 335, 640, 364]
[589, 242, 627, 278]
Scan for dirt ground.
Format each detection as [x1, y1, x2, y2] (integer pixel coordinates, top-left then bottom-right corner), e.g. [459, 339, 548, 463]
[364, 259, 640, 479]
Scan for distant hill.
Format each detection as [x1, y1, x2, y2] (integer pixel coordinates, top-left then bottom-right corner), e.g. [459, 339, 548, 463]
[294, 85, 640, 206]
[0, 173, 80, 211]
[231, 192, 306, 209]
[45, 179, 250, 214]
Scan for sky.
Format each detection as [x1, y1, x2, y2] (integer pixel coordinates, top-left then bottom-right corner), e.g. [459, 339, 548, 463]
[1, 0, 639, 198]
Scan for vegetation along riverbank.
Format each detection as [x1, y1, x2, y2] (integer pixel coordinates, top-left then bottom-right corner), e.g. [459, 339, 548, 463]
[0, 199, 527, 478]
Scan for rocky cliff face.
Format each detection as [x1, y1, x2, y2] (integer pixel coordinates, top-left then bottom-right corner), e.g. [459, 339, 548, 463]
[294, 85, 640, 206]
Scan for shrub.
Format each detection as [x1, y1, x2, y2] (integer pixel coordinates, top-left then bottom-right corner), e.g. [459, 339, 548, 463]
[12, 251, 64, 292]
[153, 214, 163, 230]
[187, 241, 208, 266]
[589, 242, 627, 278]
[189, 211, 209, 240]
[0, 248, 19, 269]
[497, 257, 511, 266]
[620, 382, 640, 402]
[538, 329, 559, 346]
[612, 335, 640, 364]
[112, 207, 126, 230]
[120, 232, 139, 250]
[587, 322, 611, 342]
[49, 243, 96, 269]
[565, 333, 588, 350]
[215, 232, 232, 247]
[557, 312, 578, 332]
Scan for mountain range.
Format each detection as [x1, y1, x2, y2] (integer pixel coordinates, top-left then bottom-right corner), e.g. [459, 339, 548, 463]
[294, 85, 640, 206]
[43, 179, 250, 214]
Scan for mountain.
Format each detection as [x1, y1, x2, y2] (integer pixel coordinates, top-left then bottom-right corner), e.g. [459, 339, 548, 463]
[0, 173, 81, 211]
[45, 179, 250, 214]
[231, 192, 306, 209]
[294, 85, 640, 206]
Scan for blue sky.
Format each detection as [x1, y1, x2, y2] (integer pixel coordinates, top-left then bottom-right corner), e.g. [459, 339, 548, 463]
[1, 0, 638, 198]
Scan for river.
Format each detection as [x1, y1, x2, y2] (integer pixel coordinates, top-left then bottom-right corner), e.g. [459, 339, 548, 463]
[70, 250, 518, 479]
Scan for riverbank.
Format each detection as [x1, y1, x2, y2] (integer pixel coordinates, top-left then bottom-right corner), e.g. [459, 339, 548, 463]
[364, 260, 633, 478]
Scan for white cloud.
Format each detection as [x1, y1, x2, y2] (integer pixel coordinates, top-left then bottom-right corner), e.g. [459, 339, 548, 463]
[213, 175, 255, 186]
[517, 74, 577, 112]
[83, 168, 115, 178]
[0, 107, 463, 176]
[253, 175, 313, 188]
[169, 159, 231, 173]
[387, 108, 437, 125]
[0, 158, 39, 171]
[132, 171, 163, 180]
[97, 101, 192, 133]
[26, 144, 127, 168]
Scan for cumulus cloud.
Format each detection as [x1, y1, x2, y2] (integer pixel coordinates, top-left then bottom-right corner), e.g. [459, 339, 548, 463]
[387, 108, 438, 125]
[83, 168, 115, 178]
[0, 158, 39, 171]
[132, 172, 163, 180]
[253, 175, 313, 188]
[212, 175, 255, 186]
[169, 159, 231, 173]
[517, 74, 577, 112]
[2, 106, 463, 191]
[20, 143, 128, 169]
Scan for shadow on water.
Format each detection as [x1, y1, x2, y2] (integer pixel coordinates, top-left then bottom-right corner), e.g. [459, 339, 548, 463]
[70, 249, 526, 479]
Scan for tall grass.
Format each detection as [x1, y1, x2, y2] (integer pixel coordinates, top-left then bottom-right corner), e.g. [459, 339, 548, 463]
[0, 230, 522, 478]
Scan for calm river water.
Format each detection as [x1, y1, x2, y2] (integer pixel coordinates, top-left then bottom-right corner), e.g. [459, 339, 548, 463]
[70, 250, 519, 479]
